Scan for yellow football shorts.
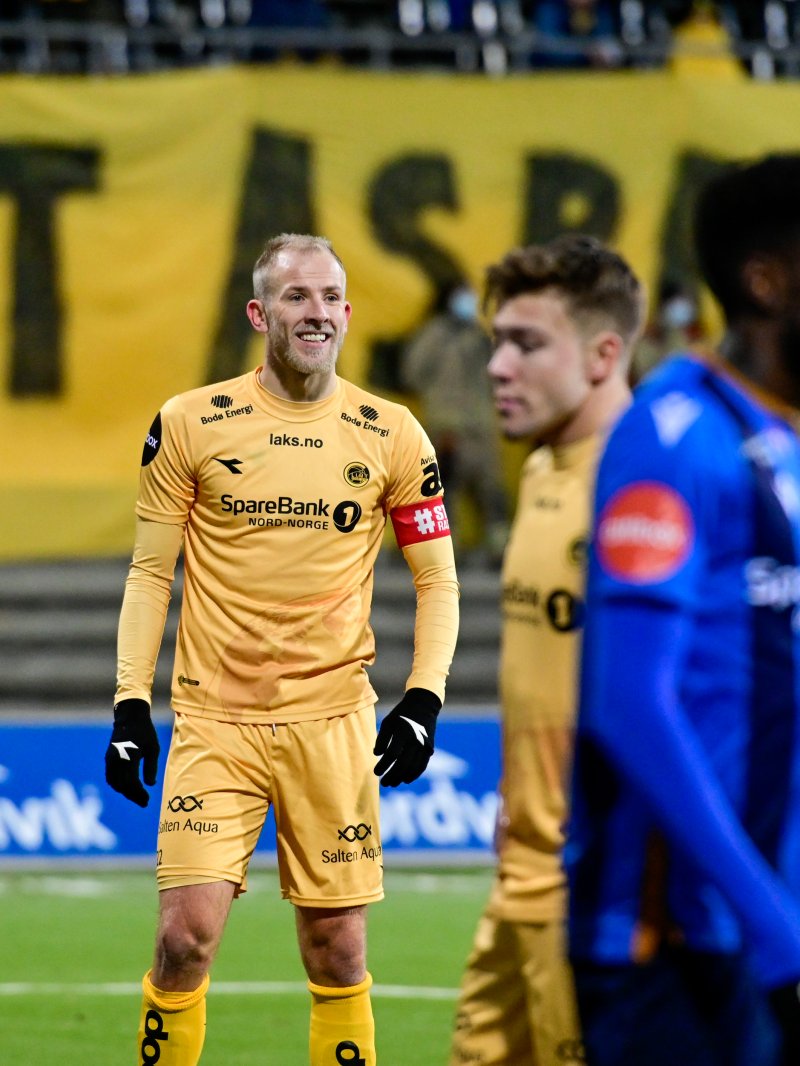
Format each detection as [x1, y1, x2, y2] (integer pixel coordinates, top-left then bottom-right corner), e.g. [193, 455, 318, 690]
[155, 706, 384, 907]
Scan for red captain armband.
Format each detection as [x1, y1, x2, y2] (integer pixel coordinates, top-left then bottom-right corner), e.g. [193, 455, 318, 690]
[390, 497, 451, 548]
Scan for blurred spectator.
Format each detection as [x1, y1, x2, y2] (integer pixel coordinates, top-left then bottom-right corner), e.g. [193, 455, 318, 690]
[401, 280, 509, 565]
[668, 0, 744, 77]
[631, 279, 706, 384]
[34, 0, 121, 71]
[245, 0, 329, 29]
[728, 0, 800, 79]
[241, 0, 331, 61]
[531, 0, 624, 69]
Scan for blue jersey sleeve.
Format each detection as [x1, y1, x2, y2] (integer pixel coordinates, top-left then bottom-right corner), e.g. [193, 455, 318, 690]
[578, 599, 800, 986]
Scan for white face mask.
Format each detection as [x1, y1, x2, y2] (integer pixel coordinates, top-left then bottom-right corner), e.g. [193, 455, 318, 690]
[661, 296, 696, 330]
[449, 288, 479, 322]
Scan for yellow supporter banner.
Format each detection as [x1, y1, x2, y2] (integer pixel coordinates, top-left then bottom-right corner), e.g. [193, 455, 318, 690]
[1, 65, 799, 559]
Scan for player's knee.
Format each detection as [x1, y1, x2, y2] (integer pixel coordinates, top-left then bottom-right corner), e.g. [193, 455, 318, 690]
[155, 917, 217, 974]
[297, 907, 366, 986]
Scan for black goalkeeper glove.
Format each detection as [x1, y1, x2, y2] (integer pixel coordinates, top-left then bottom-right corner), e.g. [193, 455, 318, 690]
[373, 688, 441, 788]
[769, 980, 800, 1064]
[104, 698, 160, 808]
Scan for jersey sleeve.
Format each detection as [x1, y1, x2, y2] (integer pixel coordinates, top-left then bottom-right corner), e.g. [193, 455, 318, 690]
[385, 410, 451, 550]
[384, 409, 459, 701]
[116, 402, 193, 703]
[402, 538, 460, 702]
[577, 598, 800, 987]
[136, 400, 197, 525]
[115, 516, 183, 704]
[589, 397, 708, 610]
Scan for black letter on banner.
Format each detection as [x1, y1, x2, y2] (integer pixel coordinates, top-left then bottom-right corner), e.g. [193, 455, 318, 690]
[0, 145, 100, 397]
[367, 155, 464, 392]
[522, 153, 619, 244]
[205, 128, 315, 384]
[655, 150, 728, 307]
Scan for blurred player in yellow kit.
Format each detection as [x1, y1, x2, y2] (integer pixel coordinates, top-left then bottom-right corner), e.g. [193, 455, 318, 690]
[449, 235, 643, 1066]
[103, 233, 460, 1065]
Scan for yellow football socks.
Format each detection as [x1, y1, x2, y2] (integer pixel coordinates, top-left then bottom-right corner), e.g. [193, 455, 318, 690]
[308, 972, 376, 1065]
[138, 970, 209, 1066]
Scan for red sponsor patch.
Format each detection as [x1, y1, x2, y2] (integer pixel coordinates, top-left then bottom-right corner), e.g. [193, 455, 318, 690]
[391, 497, 451, 547]
[596, 481, 694, 583]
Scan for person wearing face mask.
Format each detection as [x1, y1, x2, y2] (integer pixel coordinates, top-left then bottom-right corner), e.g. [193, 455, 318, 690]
[401, 279, 509, 565]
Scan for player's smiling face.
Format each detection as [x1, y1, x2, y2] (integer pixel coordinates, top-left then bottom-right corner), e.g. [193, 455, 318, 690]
[488, 289, 595, 445]
[262, 248, 351, 379]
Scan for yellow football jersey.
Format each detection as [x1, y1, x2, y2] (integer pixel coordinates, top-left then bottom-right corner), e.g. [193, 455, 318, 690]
[130, 368, 453, 724]
[490, 434, 600, 923]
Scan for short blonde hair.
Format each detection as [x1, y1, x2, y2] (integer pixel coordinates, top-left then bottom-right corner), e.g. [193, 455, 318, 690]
[252, 233, 346, 302]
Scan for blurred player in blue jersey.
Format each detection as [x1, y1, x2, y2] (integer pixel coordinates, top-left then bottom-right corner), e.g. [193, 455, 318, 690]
[566, 154, 800, 1066]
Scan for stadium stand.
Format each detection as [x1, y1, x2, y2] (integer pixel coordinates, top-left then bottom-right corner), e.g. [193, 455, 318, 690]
[0, 1, 798, 76]
[0, 554, 500, 713]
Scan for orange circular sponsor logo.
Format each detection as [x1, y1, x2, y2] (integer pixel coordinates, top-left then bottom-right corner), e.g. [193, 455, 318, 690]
[597, 481, 694, 583]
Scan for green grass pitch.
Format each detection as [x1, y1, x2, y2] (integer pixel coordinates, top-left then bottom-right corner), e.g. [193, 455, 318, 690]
[0, 866, 493, 1064]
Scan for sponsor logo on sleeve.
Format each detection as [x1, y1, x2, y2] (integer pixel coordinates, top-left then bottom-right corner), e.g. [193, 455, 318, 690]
[141, 413, 162, 467]
[420, 460, 442, 497]
[596, 481, 694, 583]
[391, 497, 450, 547]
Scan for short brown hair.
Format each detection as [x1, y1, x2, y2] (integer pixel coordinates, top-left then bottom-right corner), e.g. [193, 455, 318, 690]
[252, 233, 346, 302]
[484, 234, 645, 347]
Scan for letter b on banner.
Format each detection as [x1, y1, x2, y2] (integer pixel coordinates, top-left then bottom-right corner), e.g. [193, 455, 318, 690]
[523, 153, 619, 243]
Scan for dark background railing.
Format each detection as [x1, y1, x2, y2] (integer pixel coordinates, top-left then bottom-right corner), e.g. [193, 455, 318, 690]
[0, 2, 799, 77]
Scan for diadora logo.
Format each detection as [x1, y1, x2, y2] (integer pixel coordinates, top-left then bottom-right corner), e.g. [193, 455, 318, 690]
[178, 675, 200, 686]
[168, 795, 204, 812]
[213, 457, 244, 474]
[338, 823, 372, 842]
[211, 394, 233, 409]
[140, 1009, 169, 1065]
[344, 462, 370, 488]
[359, 405, 379, 422]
